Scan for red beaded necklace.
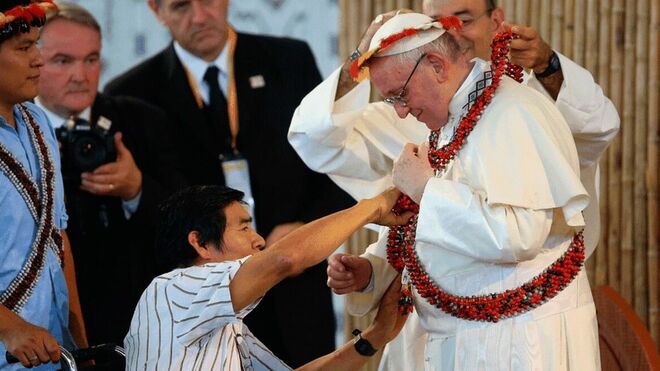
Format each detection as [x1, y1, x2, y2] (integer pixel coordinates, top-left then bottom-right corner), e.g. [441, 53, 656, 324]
[386, 32, 586, 322]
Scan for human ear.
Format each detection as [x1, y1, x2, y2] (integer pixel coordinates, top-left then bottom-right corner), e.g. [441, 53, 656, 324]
[425, 53, 448, 83]
[490, 7, 505, 32]
[187, 231, 211, 259]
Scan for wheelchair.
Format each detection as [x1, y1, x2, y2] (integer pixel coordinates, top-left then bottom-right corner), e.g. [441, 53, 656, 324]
[6, 343, 125, 370]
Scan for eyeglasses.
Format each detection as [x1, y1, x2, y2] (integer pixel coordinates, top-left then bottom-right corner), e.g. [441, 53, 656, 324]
[383, 53, 426, 107]
[459, 8, 493, 28]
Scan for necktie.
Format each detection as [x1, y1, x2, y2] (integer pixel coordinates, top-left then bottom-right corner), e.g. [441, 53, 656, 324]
[203, 66, 231, 154]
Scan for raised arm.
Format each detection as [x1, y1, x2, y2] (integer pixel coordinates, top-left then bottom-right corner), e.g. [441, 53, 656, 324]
[505, 23, 620, 168]
[229, 188, 412, 312]
[287, 11, 427, 201]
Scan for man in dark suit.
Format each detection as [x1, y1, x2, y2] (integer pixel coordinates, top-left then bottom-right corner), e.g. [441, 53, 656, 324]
[36, 2, 185, 348]
[104, 0, 354, 366]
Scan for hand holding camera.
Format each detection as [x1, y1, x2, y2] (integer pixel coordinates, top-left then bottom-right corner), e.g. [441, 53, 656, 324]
[80, 132, 143, 201]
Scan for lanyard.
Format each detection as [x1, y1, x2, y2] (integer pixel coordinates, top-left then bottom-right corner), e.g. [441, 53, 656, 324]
[183, 27, 239, 151]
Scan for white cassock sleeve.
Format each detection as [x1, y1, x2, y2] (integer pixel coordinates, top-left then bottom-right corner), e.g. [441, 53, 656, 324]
[288, 67, 427, 200]
[526, 51, 620, 168]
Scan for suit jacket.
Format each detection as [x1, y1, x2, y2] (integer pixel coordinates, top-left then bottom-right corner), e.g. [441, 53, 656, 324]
[64, 93, 186, 346]
[105, 33, 354, 367]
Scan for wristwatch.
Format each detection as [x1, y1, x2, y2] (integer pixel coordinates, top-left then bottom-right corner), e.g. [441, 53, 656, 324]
[535, 51, 561, 78]
[350, 48, 362, 62]
[352, 329, 377, 356]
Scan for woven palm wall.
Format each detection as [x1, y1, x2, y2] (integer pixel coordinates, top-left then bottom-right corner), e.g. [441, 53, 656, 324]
[339, 1, 660, 366]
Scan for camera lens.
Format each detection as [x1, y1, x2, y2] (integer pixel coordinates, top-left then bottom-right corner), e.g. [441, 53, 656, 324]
[73, 135, 107, 171]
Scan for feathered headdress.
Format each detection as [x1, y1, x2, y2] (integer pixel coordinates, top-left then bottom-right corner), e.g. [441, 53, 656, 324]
[0, 0, 57, 40]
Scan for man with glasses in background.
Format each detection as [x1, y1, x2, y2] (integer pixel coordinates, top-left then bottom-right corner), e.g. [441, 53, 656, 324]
[288, 0, 618, 369]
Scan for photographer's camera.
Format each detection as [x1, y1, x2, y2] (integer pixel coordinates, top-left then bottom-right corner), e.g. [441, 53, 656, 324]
[57, 116, 115, 183]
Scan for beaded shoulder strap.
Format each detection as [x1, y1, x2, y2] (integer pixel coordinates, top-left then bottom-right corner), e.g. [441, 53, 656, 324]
[386, 32, 585, 321]
[0, 104, 63, 312]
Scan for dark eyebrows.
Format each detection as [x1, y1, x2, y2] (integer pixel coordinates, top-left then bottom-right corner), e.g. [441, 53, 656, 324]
[428, 8, 471, 19]
[17, 39, 36, 47]
[169, 0, 189, 9]
[239, 217, 253, 225]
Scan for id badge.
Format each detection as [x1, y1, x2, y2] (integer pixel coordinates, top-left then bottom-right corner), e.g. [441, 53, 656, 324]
[221, 154, 256, 229]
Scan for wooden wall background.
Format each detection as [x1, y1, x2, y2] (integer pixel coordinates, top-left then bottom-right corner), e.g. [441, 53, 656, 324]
[339, 0, 660, 366]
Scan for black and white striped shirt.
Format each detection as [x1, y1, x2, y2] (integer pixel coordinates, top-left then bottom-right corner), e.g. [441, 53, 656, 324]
[124, 256, 291, 370]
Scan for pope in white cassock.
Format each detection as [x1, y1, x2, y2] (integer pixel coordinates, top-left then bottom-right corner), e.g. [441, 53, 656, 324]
[290, 12, 603, 371]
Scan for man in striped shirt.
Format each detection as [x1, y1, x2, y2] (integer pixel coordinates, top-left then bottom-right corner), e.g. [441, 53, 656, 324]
[125, 185, 410, 370]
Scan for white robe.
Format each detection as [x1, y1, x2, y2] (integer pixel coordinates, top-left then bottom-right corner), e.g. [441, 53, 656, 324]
[288, 53, 619, 257]
[289, 57, 611, 370]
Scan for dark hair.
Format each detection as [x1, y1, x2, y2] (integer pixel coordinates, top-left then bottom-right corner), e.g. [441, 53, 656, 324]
[0, 1, 47, 44]
[156, 185, 244, 271]
[486, 0, 496, 14]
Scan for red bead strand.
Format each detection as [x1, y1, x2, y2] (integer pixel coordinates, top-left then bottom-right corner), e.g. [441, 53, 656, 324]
[386, 32, 584, 321]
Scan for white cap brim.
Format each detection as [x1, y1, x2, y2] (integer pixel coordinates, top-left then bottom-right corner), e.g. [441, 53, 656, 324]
[369, 13, 446, 57]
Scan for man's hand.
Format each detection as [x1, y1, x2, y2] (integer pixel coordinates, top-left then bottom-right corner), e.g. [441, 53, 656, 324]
[369, 187, 414, 226]
[80, 132, 143, 201]
[337, 9, 413, 99]
[266, 222, 304, 246]
[0, 313, 60, 368]
[392, 143, 434, 203]
[327, 253, 373, 294]
[503, 22, 553, 73]
[363, 276, 408, 347]
[356, 9, 413, 58]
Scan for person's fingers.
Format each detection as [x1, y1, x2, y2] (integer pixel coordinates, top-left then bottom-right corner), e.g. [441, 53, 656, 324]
[24, 351, 41, 367]
[91, 160, 120, 175]
[327, 268, 353, 281]
[113, 132, 124, 149]
[340, 255, 366, 270]
[43, 336, 60, 363]
[397, 211, 415, 224]
[382, 276, 403, 303]
[17, 353, 32, 368]
[81, 172, 115, 185]
[327, 253, 347, 272]
[330, 284, 357, 295]
[418, 141, 430, 160]
[327, 277, 354, 290]
[509, 24, 537, 40]
[33, 342, 50, 363]
[509, 38, 534, 51]
[80, 178, 116, 195]
[496, 20, 510, 34]
[402, 143, 418, 155]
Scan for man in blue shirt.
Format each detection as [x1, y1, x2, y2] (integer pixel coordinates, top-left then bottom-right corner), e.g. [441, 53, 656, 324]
[0, 1, 86, 369]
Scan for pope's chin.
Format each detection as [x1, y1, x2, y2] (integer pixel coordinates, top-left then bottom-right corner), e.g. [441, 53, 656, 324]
[419, 115, 446, 131]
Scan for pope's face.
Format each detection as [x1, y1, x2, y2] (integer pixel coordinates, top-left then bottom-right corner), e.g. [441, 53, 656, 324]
[370, 54, 452, 131]
[150, 0, 229, 62]
[423, 0, 503, 60]
[38, 19, 101, 117]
